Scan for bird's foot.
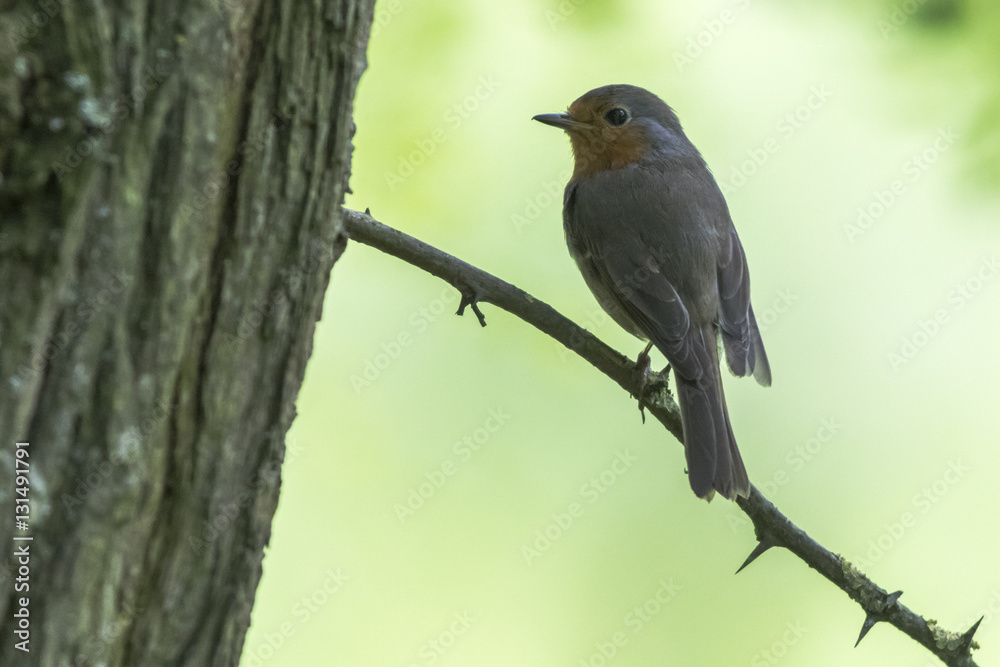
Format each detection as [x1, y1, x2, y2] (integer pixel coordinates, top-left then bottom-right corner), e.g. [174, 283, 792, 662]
[633, 342, 654, 423]
[631, 344, 672, 424]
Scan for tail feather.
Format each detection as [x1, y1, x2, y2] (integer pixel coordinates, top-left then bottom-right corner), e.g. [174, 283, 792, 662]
[748, 304, 771, 387]
[676, 379, 720, 498]
[673, 326, 750, 500]
[721, 303, 771, 387]
[717, 382, 749, 496]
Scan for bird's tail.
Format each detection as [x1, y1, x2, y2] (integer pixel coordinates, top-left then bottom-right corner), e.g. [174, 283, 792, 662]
[674, 327, 750, 500]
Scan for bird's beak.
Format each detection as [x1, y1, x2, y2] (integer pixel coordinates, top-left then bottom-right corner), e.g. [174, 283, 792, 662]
[532, 112, 585, 131]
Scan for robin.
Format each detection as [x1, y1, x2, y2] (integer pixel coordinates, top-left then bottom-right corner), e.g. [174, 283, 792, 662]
[533, 84, 771, 500]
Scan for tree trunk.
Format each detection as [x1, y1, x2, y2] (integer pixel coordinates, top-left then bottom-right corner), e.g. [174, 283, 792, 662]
[0, 0, 374, 664]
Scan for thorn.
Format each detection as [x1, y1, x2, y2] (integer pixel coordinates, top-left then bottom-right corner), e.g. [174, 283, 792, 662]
[364, 207, 371, 215]
[735, 535, 779, 574]
[457, 293, 487, 327]
[958, 616, 983, 653]
[855, 615, 877, 647]
[855, 590, 902, 648]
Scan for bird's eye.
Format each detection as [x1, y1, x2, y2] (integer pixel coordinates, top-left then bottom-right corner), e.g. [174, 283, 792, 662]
[605, 108, 628, 126]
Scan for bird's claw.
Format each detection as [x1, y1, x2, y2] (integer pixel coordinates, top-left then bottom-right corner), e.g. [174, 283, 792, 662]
[631, 344, 673, 424]
[634, 342, 654, 423]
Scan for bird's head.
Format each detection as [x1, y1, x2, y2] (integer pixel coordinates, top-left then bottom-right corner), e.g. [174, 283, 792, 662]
[533, 84, 695, 179]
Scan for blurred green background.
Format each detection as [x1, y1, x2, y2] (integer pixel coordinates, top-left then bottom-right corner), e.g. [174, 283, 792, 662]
[244, 0, 1000, 665]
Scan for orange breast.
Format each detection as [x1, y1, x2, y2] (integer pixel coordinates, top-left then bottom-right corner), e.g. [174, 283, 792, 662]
[570, 129, 649, 179]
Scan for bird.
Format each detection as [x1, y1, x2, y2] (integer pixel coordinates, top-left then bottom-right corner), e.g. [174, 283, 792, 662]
[533, 84, 771, 500]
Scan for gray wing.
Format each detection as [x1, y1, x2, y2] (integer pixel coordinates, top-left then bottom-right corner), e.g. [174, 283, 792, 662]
[717, 229, 771, 386]
[564, 182, 711, 384]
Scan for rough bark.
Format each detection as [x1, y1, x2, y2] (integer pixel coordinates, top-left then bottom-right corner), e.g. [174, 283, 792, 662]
[0, 0, 374, 664]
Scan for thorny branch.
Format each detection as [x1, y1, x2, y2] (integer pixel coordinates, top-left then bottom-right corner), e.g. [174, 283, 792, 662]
[342, 207, 982, 667]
